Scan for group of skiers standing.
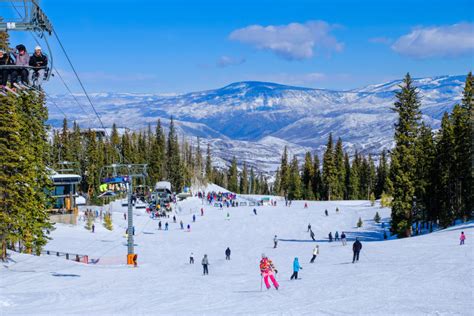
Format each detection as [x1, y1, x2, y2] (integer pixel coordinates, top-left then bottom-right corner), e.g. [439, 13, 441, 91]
[189, 247, 232, 275]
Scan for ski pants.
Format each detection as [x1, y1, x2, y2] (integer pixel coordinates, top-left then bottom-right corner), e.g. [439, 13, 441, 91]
[460, 240, 465, 245]
[274, 242, 277, 248]
[290, 271, 298, 280]
[226, 255, 230, 260]
[0, 69, 9, 86]
[30, 69, 45, 87]
[190, 257, 194, 264]
[262, 271, 279, 289]
[310, 255, 317, 263]
[353, 251, 360, 263]
[12, 68, 29, 84]
[342, 238, 347, 245]
[203, 264, 208, 275]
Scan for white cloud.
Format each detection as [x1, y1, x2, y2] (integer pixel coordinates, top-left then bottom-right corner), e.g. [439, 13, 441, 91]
[391, 23, 474, 58]
[229, 21, 344, 60]
[369, 37, 393, 45]
[216, 56, 246, 68]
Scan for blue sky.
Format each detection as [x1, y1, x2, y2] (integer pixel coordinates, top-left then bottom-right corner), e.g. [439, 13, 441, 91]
[3, 0, 473, 93]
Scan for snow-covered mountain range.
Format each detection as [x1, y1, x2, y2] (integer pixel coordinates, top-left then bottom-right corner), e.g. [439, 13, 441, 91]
[47, 75, 466, 172]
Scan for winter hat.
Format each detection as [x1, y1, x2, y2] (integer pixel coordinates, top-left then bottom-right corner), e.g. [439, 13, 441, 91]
[16, 44, 26, 51]
[35, 45, 42, 51]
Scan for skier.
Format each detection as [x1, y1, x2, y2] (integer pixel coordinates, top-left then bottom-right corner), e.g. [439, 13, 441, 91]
[383, 230, 388, 240]
[202, 254, 209, 275]
[201, 208, 204, 216]
[336, 207, 339, 213]
[310, 245, 319, 263]
[325, 209, 328, 216]
[187, 224, 191, 232]
[225, 247, 231, 260]
[310, 229, 316, 241]
[352, 238, 362, 263]
[253, 208, 257, 215]
[173, 215, 176, 223]
[335, 231, 339, 241]
[91, 223, 95, 233]
[328, 232, 333, 242]
[133, 254, 138, 268]
[158, 221, 162, 230]
[290, 257, 302, 280]
[180, 220, 184, 229]
[189, 252, 194, 264]
[273, 235, 278, 248]
[259, 254, 279, 290]
[226, 212, 230, 220]
[193, 214, 196, 222]
[304, 202, 308, 209]
[165, 222, 169, 231]
[460, 231, 466, 245]
[307, 223, 312, 232]
[341, 232, 347, 245]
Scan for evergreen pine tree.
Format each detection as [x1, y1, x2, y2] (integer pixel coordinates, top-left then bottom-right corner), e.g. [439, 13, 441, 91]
[279, 146, 290, 196]
[240, 162, 249, 194]
[205, 143, 213, 182]
[288, 156, 302, 200]
[302, 152, 314, 200]
[334, 138, 346, 199]
[390, 73, 421, 237]
[312, 155, 322, 200]
[228, 157, 239, 193]
[322, 133, 337, 200]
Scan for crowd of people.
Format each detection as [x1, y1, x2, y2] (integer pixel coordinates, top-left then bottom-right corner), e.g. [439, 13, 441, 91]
[0, 44, 48, 90]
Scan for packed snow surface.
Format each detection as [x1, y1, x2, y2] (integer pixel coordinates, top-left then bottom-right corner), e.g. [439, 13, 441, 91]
[1, 196, 472, 315]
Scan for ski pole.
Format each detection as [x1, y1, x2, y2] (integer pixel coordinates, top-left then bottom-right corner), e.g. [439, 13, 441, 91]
[260, 275, 263, 292]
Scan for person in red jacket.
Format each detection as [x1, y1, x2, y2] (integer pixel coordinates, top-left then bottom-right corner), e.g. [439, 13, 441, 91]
[460, 232, 466, 245]
[259, 254, 279, 290]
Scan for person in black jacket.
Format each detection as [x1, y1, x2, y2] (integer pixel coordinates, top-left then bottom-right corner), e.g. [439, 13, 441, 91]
[0, 49, 13, 86]
[352, 238, 362, 263]
[29, 46, 48, 89]
[225, 247, 231, 260]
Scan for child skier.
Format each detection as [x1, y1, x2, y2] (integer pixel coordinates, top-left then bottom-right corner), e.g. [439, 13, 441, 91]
[193, 214, 196, 222]
[310, 245, 319, 263]
[165, 222, 169, 230]
[190, 252, 194, 264]
[460, 232, 466, 245]
[290, 257, 302, 280]
[259, 254, 279, 290]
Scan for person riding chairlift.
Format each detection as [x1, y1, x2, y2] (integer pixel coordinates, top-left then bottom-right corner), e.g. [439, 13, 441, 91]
[12, 44, 30, 85]
[0, 49, 14, 88]
[29, 46, 48, 90]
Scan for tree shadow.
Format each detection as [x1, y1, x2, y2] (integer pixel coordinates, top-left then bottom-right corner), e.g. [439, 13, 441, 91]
[51, 272, 81, 277]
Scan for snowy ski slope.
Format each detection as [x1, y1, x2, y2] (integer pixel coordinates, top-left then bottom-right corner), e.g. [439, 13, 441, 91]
[1, 195, 472, 315]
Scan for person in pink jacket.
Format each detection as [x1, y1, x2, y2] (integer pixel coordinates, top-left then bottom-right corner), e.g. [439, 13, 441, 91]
[460, 232, 466, 245]
[259, 254, 279, 290]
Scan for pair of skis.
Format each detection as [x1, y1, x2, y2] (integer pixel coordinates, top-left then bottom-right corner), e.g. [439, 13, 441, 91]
[1, 82, 41, 97]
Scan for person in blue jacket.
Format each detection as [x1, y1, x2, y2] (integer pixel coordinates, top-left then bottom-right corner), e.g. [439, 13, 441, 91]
[290, 257, 302, 280]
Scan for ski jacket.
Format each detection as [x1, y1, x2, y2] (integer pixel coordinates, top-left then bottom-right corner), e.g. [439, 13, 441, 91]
[341, 233, 346, 239]
[460, 233, 466, 241]
[13, 52, 30, 66]
[313, 247, 319, 255]
[293, 259, 301, 272]
[353, 240, 362, 252]
[260, 258, 275, 273]
[202, 256, 209, 265]
[29, 53, 48, 68]
[0, 54, 13, 65]
[225, 248, 231, 256]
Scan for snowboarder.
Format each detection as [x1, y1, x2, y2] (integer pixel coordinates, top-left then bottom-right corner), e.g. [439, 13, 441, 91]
[193, 214, 196, 222]
[165, 222, 169, 230]
[310, 245, 319, 263]
[202, 254, 209, 275]
[225, 247, 231, 260]
[352, 238, 362, 263]
[273, 235, 278, 248]
[253, 208, 257, 215]
[259, 254, 279, 290]
[460, 232, 466, 245]
[335, 231, 339, 241]
[325, 209, 328, 216]
[290, 257, 302, 280]
[310, 229, 316, 241]
[328, 232, 333, 242]
[91, 223, 95, 233]
[341, 232, 347, 245]
[190, 252, 194, 264]
[307, 223, 312, 232]
[158, 221, 162, 230]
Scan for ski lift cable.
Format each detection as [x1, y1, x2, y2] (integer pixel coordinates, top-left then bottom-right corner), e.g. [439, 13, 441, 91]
[43, 90, 68, 120]
[51, 29, 109, 138]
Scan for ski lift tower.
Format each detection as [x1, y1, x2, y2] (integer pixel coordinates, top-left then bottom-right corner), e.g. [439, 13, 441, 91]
[101, 163, 147, 265]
